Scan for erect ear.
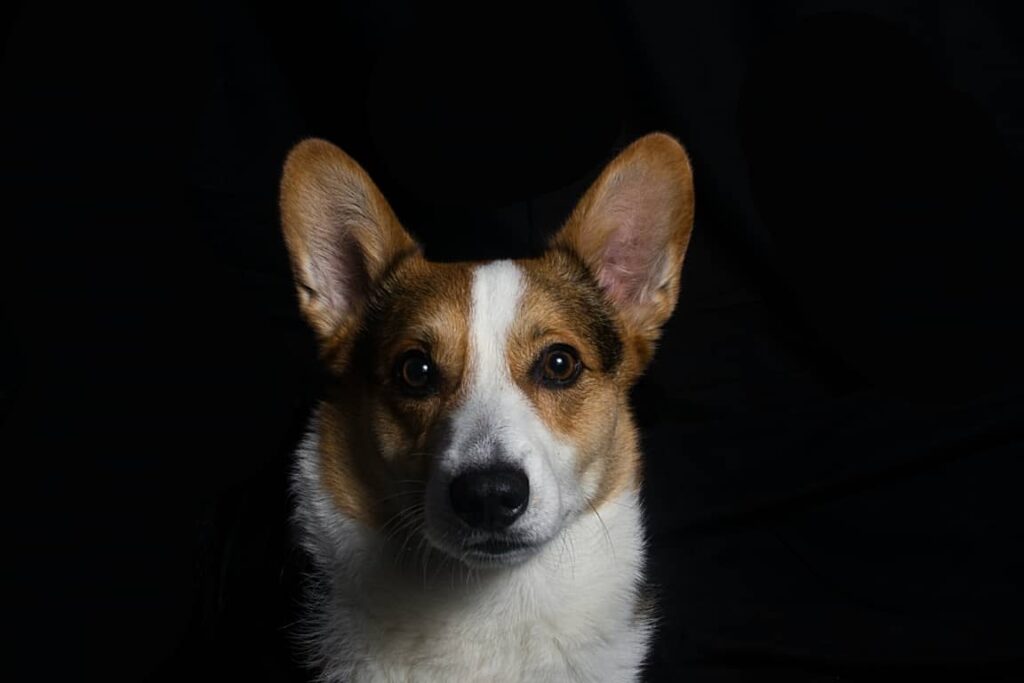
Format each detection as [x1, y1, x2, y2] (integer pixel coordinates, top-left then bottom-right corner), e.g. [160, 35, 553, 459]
[552, 133, 694, 352]
[280, 138, 418, 347]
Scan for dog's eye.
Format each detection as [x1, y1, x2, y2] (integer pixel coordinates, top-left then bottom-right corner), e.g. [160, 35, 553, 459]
[536, 344, 582, 388]
[395, 349, 438, 396]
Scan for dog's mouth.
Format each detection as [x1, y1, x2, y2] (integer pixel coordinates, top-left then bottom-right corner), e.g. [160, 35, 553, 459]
[468, 538, 530, 555]
[457, 536, 539, 567]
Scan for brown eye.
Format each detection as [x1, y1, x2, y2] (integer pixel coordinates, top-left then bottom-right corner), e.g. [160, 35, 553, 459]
[537, 344, 582, 388]
[395, 350, 438, 396]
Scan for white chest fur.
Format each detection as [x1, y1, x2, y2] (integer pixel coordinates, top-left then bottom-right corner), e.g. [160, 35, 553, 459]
[292, 429, 652, 683]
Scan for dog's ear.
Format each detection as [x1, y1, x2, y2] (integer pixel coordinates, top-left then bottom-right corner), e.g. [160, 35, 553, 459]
[280, 138, 418, 346]
[552, 133, 694, 353]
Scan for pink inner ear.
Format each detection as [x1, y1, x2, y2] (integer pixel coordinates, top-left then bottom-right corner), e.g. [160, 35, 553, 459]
[597, 214, 663, 305]
[303, 224, 370, 330]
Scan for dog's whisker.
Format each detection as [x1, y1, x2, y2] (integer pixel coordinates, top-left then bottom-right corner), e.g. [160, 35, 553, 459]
[587, 498, 616, 562]
[379, 508, 418, 542]
[379, 503, 424, 535]
[387, 509, 427, 559]
[374, 489, 425, 506]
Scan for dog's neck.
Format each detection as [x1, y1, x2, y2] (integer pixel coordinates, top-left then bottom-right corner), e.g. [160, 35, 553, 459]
[293, 428, 652, 683]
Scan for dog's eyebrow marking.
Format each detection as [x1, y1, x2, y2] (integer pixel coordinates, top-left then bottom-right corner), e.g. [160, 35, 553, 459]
[530, 325, 553, 342]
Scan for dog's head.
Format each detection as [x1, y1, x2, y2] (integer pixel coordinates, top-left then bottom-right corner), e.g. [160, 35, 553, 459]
[281, 134, 694, 568]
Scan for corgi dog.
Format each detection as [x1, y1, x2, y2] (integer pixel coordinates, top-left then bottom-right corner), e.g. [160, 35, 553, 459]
[279, 133, 694, 682]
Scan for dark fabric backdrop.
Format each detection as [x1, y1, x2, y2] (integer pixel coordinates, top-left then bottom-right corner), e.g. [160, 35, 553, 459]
[2, 1, 1022, 681]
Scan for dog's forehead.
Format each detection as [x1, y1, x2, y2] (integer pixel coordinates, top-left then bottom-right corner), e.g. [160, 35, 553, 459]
[374, 258, 475, 338]
[374, 253, 618, 359]
[370, 258, 523, 361]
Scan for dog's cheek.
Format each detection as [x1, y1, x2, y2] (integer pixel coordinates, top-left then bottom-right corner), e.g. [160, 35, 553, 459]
[372, 398, 437, 479]
[574, 388, 621, 470]
[531, 381, 619, 483]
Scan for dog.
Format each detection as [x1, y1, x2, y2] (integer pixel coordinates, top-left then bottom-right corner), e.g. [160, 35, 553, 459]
[279, 132, 694, 682]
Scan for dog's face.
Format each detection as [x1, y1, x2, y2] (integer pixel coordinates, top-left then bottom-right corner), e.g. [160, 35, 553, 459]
[281, 134, 694, 568]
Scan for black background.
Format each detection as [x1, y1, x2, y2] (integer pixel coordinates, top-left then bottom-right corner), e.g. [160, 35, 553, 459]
[3, 1, 1023, 681]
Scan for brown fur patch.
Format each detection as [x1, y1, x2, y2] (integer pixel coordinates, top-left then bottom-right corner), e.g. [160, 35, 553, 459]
[316, 257, 475, 527]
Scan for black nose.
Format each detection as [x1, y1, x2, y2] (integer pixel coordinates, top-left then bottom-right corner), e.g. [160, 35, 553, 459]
[449, 466, 529, 531]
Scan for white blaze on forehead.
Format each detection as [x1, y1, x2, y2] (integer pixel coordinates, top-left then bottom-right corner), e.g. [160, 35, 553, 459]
[467, 260, 524, 398]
